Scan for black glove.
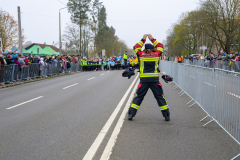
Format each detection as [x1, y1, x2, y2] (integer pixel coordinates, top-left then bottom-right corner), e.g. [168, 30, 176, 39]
[162, 75, 173, 83]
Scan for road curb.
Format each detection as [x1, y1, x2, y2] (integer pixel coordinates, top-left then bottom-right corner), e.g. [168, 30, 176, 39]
[0, 71, 82, 90]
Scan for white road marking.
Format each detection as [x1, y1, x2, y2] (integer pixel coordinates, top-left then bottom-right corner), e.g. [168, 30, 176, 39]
[6, 96, 44, 110]
[87, 77, 96, 81]
[83, 74, 139, 160]
[107, 71, 109, 73]
[62, 83, 78, 89]
[228, 92, 240, 98]
[100, 79, 139, 160]
[100, 73, 105, 76]
[88, 77, 96, 80]
[205, 82, 212, 86]
[204, 82, 216, 87]
[190, 76, 196, 79]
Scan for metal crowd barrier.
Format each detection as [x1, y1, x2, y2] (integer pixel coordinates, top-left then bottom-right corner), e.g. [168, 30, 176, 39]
[185, 59, 240, 72]
[0, 61, 82, 85]
[159, 60, 240, 160]
[0, 61, 126, 84]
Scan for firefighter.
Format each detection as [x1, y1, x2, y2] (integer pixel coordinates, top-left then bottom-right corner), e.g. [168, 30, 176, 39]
[123, 51, 128, 67]
[128, 34, 170, 121]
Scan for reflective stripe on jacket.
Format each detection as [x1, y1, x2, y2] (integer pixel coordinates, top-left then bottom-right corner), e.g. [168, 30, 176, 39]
[133, 38, 163, 79]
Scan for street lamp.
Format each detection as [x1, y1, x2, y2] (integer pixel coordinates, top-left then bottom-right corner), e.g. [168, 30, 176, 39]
[59, 7, 68, 56]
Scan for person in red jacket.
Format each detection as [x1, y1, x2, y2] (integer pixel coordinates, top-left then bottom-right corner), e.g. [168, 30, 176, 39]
[128, 34, 170, 121]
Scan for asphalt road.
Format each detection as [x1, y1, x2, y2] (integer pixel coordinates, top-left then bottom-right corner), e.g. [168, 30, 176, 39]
[0, 70, 137, 160]
[0, 70, 240, 160]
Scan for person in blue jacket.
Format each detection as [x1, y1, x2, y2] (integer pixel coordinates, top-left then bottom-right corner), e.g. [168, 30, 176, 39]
[121, 59, 125, 69]
[116, 55, 121, 70]
[107, 60, 111, 70]
[11, 51, 18, 63]
[10, 51, 18, 81]
[110, 60, 115, 70]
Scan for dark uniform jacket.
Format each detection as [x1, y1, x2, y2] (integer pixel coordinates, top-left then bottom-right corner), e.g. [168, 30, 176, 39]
[133, 38, 164, 82]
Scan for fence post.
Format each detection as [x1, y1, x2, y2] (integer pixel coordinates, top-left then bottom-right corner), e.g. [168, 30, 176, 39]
[189, 65, 197, 108]
[203, 68, 215, 126]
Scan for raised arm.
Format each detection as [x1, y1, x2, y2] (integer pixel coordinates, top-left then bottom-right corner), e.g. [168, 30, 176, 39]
[133, 35, 147, 55]
[148, 34, 163, 55]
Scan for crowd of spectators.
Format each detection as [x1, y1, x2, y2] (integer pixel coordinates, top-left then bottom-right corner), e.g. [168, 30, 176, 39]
[0, 49, 140, 84]
[80, 54, 138, 71]
[188, 51, 240, 62]
[185, 51, 240, 71]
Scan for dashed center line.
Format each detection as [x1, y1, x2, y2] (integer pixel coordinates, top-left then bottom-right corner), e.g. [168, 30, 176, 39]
[63, 83, 78, 89]
[107, 71, 109, 73]
[6, 96, 44, 109]
[205, 82, 212, 86]
[190, 76, 196, 79]
[101, 73, 105, 76]
[204, 82, 216, 87]
[228, 92, 240, 98]
[87, 77, 96, 80]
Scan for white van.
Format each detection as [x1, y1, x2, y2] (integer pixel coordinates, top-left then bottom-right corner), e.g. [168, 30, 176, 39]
[190, 54, 201, 57]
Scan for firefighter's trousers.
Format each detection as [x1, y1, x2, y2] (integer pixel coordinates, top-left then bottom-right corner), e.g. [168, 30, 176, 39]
[128, 82, 170, 117]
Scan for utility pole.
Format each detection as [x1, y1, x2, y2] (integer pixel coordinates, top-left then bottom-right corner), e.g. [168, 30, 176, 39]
[202, 27, 204, 56]
[18, 6, 22, 55]
[59, 10, 62, 56]
[59, 7, 67, 56]
[84, 29, 86, 57]
[197, 32, 198, 54]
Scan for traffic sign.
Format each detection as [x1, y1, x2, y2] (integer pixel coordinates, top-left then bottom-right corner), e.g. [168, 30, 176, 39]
[200, 46, 207, 50]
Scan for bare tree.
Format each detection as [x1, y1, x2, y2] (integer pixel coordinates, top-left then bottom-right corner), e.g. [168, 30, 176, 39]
[0, 9, 26, 51]
[199, 0, 240, 52]
[62, 23, 80, 53]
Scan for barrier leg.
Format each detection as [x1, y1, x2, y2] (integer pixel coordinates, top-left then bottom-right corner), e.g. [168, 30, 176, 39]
[179, 92, 185, 97]
[203, 119, 214, 126]
[178, 90, 183, 94]
[231, 153, 240, 160]
[189, 102, 196, 107]
[187, 99, 193, 105]
[200, 115, 209, 122]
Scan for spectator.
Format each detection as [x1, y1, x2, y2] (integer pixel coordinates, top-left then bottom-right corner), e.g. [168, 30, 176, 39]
[33, 55, 38, 63]
[110, 59, 115, 70]
[0, 54, 6, 65]
[10, 50, 18, 63]
[38, 58, 44, 76]
[6, 54, 13, 65]
[24, 56, 30, 65]
[28, 54, 33, 63]
[18, 54, 25, 79]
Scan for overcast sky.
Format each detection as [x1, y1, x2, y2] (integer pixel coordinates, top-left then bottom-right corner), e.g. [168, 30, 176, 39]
[1, 0, 199, 49]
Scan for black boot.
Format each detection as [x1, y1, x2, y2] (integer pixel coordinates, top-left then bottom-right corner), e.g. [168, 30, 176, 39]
[128, 114, 133, 120]
[165, 116, 170, 121]
[128, 107, 138, 121]
[162, 109, 170, 121]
